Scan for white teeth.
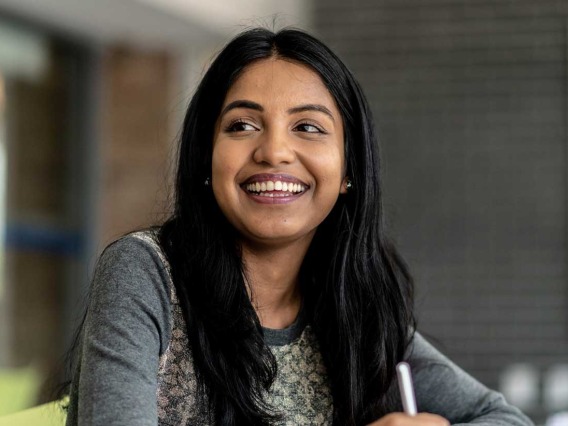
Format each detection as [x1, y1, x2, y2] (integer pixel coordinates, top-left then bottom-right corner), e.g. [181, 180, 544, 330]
[246, 180, 306, 194]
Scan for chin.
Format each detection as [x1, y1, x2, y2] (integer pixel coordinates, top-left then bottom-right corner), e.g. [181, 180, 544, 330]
[240, 227, 316, 247]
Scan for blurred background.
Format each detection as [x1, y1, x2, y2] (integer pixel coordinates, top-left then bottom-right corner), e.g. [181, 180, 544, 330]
[0, 0, 565, 424]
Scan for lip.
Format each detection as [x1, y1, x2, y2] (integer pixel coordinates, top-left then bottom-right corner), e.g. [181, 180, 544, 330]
[245, 191, 306, 204]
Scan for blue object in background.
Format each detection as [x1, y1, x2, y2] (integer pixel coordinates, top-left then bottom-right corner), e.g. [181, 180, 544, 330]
[5, 222, 84, 257]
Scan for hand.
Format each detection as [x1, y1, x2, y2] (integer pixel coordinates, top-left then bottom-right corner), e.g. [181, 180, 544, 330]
[367, 412, 450, 426]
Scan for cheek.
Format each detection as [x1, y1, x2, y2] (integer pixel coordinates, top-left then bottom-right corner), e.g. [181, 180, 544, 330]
[313, 149, 345, 188]
[212, 142, 240, 184]
[211, 141, 252, 224]
[211, 144, 234, 209]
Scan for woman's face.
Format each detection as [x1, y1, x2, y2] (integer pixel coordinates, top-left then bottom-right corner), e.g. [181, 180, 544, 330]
[212, 58, 347, 247]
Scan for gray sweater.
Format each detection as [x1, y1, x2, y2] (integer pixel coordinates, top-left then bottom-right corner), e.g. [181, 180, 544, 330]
[67, 231, 533, 425]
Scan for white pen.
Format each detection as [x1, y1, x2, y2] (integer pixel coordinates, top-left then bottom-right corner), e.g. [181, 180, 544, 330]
[396, 362, 418, 416]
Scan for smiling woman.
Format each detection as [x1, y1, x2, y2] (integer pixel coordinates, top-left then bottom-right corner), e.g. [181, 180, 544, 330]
[63, 28, 533, 426]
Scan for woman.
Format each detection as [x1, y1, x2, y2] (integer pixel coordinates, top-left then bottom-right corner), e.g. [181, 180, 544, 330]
[66, 28, 532, 425]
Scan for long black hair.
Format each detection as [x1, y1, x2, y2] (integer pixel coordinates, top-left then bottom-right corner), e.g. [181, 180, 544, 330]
[158, 27, 415, 425]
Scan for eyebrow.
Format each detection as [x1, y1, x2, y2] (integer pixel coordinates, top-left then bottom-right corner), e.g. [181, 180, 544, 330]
[287, 104, 335, 122]
[220, 100, 263, 117]
[220, 100, 335, 122]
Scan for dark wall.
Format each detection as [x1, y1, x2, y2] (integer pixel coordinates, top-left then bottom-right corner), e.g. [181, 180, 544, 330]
[313, 0, 568, 419]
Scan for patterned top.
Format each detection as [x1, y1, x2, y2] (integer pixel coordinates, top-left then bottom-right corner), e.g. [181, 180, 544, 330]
[132, 231, 334, 425]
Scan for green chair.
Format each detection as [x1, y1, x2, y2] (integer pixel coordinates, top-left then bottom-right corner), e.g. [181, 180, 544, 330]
[0, 400, 67, 426]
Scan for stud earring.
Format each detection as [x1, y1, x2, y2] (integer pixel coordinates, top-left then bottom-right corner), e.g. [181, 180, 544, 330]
[346, 179, 353, 191]
[204, 177, 211, 186]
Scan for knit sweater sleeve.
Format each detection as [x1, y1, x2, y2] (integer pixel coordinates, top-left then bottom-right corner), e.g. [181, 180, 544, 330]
[406, 333, 534, 426]
[66, 232, 172, 426]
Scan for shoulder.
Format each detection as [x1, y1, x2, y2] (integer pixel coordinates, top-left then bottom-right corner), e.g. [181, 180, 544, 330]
[100, 228, 168, 270]
[88, 228, 174, 353]
[95, 229, 172, 291]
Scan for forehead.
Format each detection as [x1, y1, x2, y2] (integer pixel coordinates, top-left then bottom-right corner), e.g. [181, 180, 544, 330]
[223, 58, 338, 109]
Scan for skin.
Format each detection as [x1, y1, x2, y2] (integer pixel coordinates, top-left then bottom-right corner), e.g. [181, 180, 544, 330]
[367, 413, 450, 426]
[211, 57, 449, 425]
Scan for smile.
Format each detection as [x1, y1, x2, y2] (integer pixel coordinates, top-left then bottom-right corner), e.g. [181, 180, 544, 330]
[240, 174, 310, 203]
[244, 180, 307, 196]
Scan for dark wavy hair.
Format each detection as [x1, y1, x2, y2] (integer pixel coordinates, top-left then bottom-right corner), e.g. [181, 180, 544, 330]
[158, 27, 415, 425]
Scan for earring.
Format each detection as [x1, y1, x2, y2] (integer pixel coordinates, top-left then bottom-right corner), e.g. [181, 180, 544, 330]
[346, 179, 353, 191]
[204, 177, 211, 186]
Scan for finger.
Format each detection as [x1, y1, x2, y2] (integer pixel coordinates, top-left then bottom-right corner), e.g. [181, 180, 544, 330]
[414, 412, 450, 426]
[366, 412, 450, 426]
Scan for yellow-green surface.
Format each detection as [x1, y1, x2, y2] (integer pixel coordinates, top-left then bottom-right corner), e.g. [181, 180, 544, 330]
[0, 366, 41, 415]
[0, 401, 66, 426]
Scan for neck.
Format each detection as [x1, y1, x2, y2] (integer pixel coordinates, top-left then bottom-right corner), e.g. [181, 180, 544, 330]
[241, 236, 312, 329]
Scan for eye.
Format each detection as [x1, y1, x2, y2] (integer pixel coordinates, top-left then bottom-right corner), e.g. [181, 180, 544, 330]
[225, 119, 258, 133]
[293, 122, 326, 134]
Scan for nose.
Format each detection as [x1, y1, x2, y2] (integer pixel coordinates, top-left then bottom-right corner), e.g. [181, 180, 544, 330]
[252, 127, 296, 166]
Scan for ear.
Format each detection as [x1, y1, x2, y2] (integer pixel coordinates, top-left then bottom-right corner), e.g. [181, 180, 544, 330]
[340, 176, 350, 194]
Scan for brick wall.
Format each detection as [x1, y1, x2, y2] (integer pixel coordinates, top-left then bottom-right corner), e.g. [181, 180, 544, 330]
[312, 0, 568, 419]
[99, 48, 174, 245]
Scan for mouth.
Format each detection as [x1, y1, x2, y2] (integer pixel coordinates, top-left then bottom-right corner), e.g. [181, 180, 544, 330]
[241, 174, 309, 199]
